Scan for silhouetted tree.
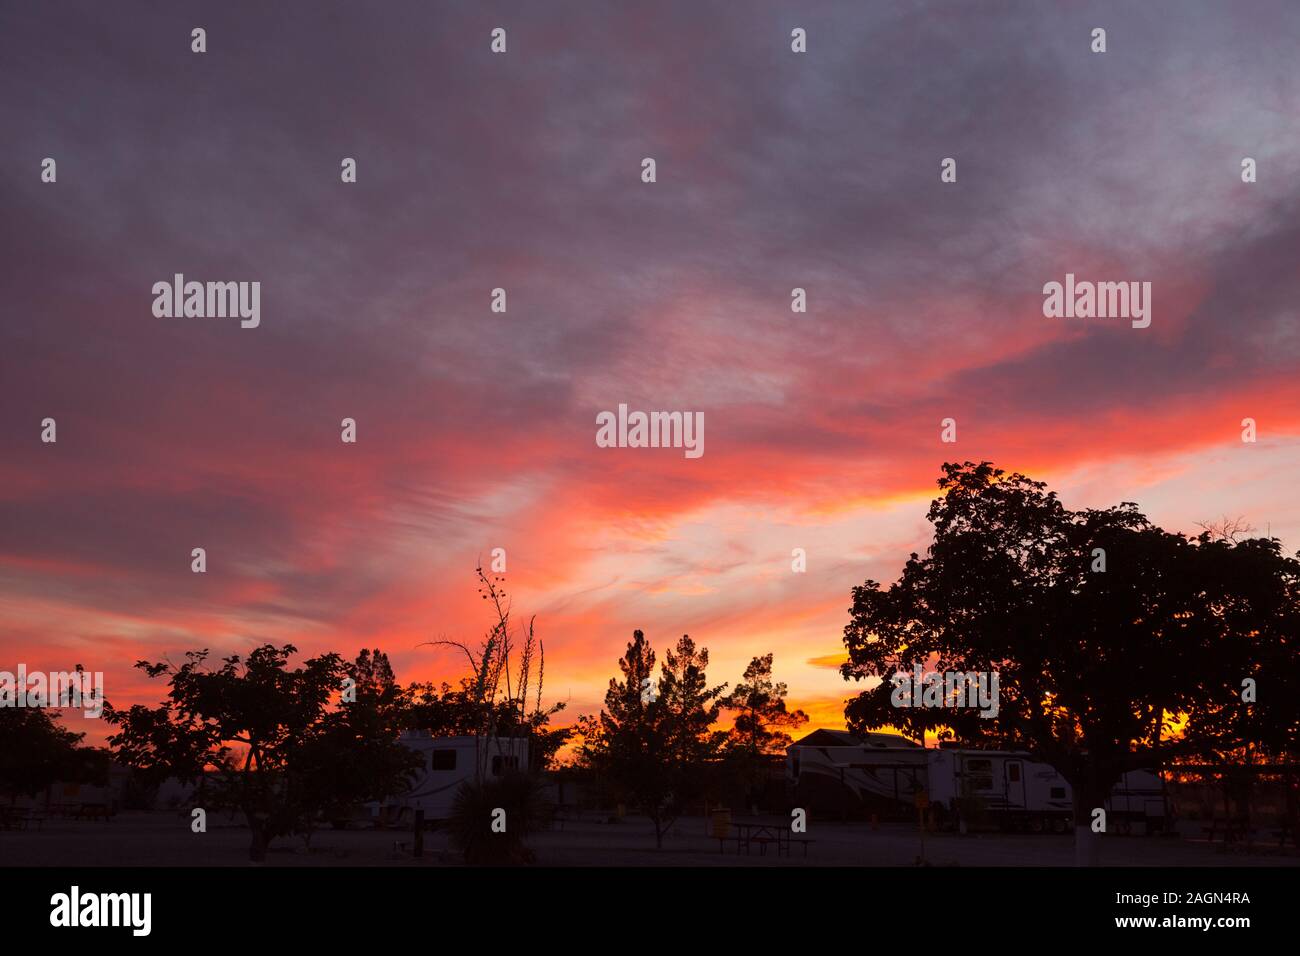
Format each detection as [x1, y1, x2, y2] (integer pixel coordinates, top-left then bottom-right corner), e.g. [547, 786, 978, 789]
[659, 635, 727, 767]
[1176, 533, 1300, 832]
[721, 653, 808, 810]
[286, 649, 423, 845]
[842, 461, 1300, 864]
[577, 630, 678, 847]
[106, 644, 418, 861]
[0, 706, 105, 805]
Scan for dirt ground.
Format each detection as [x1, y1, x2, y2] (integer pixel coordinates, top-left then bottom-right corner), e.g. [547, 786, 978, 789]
[1, 812, 1296, 867]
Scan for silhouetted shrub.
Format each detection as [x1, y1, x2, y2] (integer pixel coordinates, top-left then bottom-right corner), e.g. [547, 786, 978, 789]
[447, 772, 550, 865]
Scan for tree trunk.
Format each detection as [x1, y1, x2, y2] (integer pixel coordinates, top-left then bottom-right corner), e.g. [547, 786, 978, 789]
[1072, 774, 1103, 867]
[1218, 776, 1231, 845]
[246, 813, 269, 863]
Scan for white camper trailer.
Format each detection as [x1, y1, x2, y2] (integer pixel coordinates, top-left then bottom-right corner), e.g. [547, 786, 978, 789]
[376, 732, 530, 823]
[786, 729, 929, 813]
[925, 747, 1167, 834]
[785, 732, 1168, 833]
[926, 748, 1073, 832]
[1099, 768, 1169, 835]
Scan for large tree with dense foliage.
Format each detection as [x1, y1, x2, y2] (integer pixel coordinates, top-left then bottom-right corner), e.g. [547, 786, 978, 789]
[286, 649, 425, 845]
[105, 644, 419, 860]
[0, 706, 106, 804]
[720, 653, 807, 810]
[657, 634, 727, 810]
[659, 635, 727, 766]
[579, 630, 730, 848]
[577, 630, 674, 845]
[1175, 531, 1300, 831]
[580, 637, 804, 837]
[841, 461, 1300, 864]
[722, 653, 808, 757]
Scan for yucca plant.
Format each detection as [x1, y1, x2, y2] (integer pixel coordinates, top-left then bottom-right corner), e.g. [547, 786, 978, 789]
[447, 771, 550, 865]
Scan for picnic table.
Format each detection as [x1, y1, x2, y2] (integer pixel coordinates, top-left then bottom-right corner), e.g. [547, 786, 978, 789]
[0, 807, 45, 831]
[1269, 825, 1295, 849]
[719, 819, 813, 858]
[72, 803, 112, 822]
[1201, 817, 1250, 844]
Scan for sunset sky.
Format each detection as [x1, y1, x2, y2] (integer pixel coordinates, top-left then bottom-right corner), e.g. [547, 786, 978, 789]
[3, 1, 1299, 744]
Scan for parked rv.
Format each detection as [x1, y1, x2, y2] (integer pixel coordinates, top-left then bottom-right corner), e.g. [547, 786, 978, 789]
[926, 747, 1071, 832]
[926, 747, 1167, 834]
[786, 729, 929, 817]
[786, 731, 1168, 834]
[373, 732, 530, 824]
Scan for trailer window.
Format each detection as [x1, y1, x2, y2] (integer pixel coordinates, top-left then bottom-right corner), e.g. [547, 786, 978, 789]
[1007, 764, 1021, 782]
[1050, 787, 1066, 800]
[431, 749, 457, 771]
[962, 758, 994, 791]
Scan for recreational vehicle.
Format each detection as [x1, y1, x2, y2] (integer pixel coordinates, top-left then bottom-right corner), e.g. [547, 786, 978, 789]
[926, 747, 1072, 832]
[374, 732, 530, 823]
[786, 729, 929, 816]
[925, 747, 1167, 834]
[786, 731, 1168, 833]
